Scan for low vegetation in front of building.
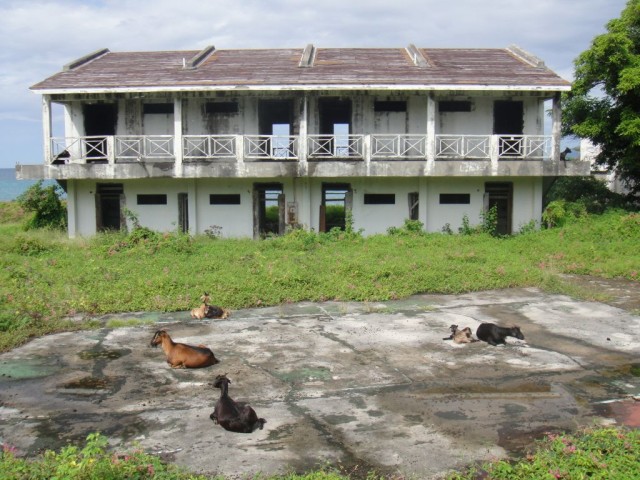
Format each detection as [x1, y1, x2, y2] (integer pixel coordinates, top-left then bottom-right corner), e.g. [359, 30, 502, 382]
[1, 190, 639, 352]
[2, 426, 637, 480]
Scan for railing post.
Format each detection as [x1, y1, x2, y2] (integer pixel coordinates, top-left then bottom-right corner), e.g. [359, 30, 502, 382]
[364, 134, 371, 165]
[235, 135, 244, 169]
[490, 135, 499, 174]
[107, 136, 115, 164]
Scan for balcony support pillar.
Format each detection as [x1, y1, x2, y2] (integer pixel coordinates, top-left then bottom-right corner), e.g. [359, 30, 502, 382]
[426, 94, 435, 172]
[42, 95, 52, 165]
[174, 97, 184, 173]
[298, 95, 308, 175]
[551, 93, 562, 161]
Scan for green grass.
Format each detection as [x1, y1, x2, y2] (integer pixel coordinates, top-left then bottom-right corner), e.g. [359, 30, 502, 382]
[1, 203, 639, 352]
[2, 427, 637, 480]
[446, 426, 640, 480]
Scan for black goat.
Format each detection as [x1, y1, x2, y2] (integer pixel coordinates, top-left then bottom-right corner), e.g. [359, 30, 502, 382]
[476, 322, 524, 346]
[210, 374, 266, 433]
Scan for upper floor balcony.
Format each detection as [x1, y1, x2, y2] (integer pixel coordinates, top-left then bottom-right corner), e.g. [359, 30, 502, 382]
[49, 133, 554, 164]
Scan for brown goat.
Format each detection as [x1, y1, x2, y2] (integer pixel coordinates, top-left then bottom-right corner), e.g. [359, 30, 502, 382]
[150, 330, 219, 368]
[191, 292, 229, 319]
[210, 374, 266, 433]
[442, 324, 477, 344]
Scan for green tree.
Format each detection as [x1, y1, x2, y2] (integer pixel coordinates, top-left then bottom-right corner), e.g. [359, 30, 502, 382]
[562, 0, 640, 194]
[16, 180, 67, 230]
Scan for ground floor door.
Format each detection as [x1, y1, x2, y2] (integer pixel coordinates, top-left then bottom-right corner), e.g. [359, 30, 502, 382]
[484, 182, 513, 235]
[178, 193, 188, 233]
[95, 183, 124, 231]
[253, 183, 285, 238]
[320, 183, 352, 232]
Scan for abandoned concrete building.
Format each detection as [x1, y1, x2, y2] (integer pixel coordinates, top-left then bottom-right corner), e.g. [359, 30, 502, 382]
[18, 45, 589, 238]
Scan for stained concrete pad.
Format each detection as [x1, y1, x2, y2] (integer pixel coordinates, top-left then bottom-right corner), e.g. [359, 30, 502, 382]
[1, 287, 639, 479]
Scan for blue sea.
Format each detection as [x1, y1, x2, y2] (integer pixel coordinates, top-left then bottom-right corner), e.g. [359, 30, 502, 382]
[0, 168, 58, 202]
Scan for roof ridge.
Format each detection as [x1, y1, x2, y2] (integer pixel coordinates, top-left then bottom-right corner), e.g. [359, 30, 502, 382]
[63, 48, 110, 71]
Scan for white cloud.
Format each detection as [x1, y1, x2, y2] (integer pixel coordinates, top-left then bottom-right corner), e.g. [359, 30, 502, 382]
[0, 0, 628, 168]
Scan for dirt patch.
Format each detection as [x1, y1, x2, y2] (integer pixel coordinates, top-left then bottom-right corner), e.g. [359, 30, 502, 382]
[560, 274, 640, 313]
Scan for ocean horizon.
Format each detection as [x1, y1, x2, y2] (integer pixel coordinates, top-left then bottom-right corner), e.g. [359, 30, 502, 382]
[0, 168, 58, 202]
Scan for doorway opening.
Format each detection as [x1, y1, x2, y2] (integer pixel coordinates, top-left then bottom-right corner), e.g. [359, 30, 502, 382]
[408, 192, 419, 221]
[178, 193, 189, 234]
[83, 103, 117, 162]
[258, 100, 294, 158]
[484, 182, 513, 235]
[253, 183, 285, 238]
[320, 183, 352, 232]
[96, 183, 124, 232]
[318, 98, 352, 156]
[493, 101, 523, 157]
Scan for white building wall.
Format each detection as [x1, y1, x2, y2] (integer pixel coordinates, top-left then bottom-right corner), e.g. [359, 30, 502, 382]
[352, 178, 418, 235]
[425, 178, 485, 233]
[194, 178, 254, 238]
[67, 176, 543, 238]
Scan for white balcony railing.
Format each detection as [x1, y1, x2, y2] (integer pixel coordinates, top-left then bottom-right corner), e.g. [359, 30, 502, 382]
[116, 136, 174, 159]
[308, 135, 364, 158]
[371, 134, 427, 159]
[435, 134, 552, 159]
[244, 135, 297, 159]
[183, 135, 236, 159]
[49, 134, 555, 164]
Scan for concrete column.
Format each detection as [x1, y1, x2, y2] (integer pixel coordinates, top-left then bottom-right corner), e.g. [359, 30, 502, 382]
[66, 180, 77, 238]
[174, 97, 184, 172]
[551, 93, 562, 161]
[298, 95, 308, 175]
[426, 94, 435, 172]
[490, 135, 499, 175]
[42, 95, 52, 164]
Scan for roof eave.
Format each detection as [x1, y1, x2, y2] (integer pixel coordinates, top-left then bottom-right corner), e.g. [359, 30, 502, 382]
[32, 84, 572, 96]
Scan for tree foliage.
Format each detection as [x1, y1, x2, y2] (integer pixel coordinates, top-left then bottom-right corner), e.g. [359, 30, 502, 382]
[562, 0, 640, 194]
[16, 180, 67, 230]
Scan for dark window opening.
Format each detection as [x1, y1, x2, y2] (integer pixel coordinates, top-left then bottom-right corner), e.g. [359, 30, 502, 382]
[210, 194, 241, 205]
[143, 103, 174, 115]
[440, 193, 471, 204]
[364, 193, 396, 205]
[205, 102, 239, 114]
[439, 101, 472, 113]
[374, 101, 407, 112]
[137, 194, 167, 205]
[259, 99, 293, 135]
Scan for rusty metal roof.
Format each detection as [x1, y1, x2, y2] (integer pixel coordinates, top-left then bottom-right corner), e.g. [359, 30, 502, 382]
[31, 46, 571, 93]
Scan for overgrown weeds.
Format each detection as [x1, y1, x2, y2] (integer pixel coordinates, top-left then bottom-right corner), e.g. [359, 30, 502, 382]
[446, 426, 640, 480]
[1, 206, 639, 352]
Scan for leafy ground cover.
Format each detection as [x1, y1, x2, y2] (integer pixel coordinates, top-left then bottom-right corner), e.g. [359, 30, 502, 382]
[1, 427, 637, 480]
[1, 202, 639, 352]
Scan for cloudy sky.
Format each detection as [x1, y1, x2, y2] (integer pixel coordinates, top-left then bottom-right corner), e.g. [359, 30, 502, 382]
[0, 0, 627, 169]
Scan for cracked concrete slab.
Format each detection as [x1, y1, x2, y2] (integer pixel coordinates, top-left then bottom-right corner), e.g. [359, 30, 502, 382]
[0, 286, 639, 479]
